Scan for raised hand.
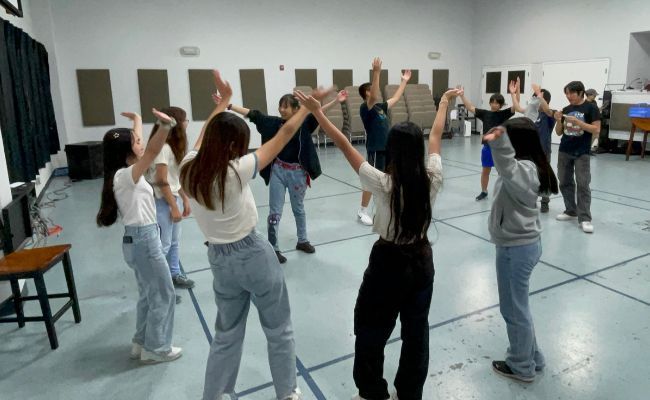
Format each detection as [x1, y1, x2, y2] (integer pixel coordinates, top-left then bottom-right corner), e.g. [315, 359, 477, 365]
[401, 69, 412, 82]
[211, 93, 222, 105]
[508, 80, 518, 94]
[311, 85, 335, 101]
[336, 90, 348, 103]
[120, 112, 141, 121]
[442, 88, 461, 101]
[152, 108, 173, 125]
[455, 85, 465, 97]
[483, 126, 505, 142]
[531, 83, 541, 96]
[372, 57, 382, 71]
[294, 90, 321, 112]
[213, 70, 232, 100]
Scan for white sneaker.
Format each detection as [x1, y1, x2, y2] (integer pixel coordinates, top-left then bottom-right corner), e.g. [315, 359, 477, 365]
[581, 221, 594, 233]
[357, 209, 373, 226]
[556, 213, 577, 221]
[284, 387, 302, 400]
[129, 342, 142, 360]
[140, 346, 183, 364]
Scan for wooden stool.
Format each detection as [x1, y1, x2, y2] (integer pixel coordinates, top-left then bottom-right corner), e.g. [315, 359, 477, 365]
[0, 244, 80, 349]
[625, 117, 650, 161]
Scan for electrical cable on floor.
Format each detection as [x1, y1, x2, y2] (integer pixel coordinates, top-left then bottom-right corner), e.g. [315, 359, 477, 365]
[28, 177, 71, 248]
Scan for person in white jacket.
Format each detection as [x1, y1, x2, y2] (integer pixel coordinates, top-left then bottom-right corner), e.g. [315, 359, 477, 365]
[483, 117, 559, 383]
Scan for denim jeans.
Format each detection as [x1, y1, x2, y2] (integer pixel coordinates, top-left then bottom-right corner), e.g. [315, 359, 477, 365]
[354, 239, 434, 400]
[202, 231, 297, 400]
[122, 224, 176, 354]
[557, 152, 591, 222]
[155, 196, 182, 277]
[495, 239, 545, 378]
[267, 162, 309, 251]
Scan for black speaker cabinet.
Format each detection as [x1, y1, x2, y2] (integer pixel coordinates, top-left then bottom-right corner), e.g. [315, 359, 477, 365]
[65, 141, 103, 180]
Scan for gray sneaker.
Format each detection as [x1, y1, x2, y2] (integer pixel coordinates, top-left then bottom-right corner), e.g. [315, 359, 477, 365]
[173, 274, 195, 289]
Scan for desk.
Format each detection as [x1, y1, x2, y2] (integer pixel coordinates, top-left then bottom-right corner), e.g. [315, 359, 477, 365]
[626, 118, 650, 161]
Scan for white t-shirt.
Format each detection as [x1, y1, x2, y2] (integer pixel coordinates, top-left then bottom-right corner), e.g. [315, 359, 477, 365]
[113, 166, 157, 226]
[149, 144, 182, 198]
[359, 153, 443, 243]
[181, 151, 258, 244]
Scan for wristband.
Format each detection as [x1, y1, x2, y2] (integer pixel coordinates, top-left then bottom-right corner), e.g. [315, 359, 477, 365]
[157, 117, 177, 129]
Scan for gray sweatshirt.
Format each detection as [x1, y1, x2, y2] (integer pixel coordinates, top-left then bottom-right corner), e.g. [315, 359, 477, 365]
[488, 133, 541, 247]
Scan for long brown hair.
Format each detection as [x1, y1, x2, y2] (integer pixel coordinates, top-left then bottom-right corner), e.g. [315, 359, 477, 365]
[97, 128, 135, 227]
[149, 106, 187, 164]
[180, 113, 250, 211]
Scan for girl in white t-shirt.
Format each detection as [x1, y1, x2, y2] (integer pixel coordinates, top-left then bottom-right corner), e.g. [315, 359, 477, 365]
[147, 106, 195, 290]
[96, 109, 182, 364]
[180, 71, 325, 400]
[295, 88, 460, 400]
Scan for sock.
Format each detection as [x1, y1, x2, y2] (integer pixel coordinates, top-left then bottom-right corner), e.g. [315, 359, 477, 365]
[360, 206, 368, 213]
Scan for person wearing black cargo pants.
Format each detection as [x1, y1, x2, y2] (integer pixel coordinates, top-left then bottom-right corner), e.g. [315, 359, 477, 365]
[353, 239, 434, 400]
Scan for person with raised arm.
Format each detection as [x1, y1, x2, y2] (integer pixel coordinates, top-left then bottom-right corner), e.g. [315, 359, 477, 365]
[296, 88, 460, 400]
[482, 117, 558, 383]
[218, 89, 344, 263]
[356, 57, 412, 225]
[459, 84, 516, 201]
[97, 108, 182, 364]
[180, 71, 327, 400]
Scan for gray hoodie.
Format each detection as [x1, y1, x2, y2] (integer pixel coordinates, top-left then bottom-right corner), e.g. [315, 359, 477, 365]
[488, 133, 541, 247]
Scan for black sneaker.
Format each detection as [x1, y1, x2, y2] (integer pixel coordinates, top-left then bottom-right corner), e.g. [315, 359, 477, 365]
[492, 361, 535, 383]
[276, 251, 287, 264]
[540, 203, 549, 213]
[172, 274, 195, 289]
[296, 241, 316, 254]
[475, 192, 488, 201]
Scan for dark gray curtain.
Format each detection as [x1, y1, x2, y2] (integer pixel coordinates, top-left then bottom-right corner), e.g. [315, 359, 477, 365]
[0, 17, 60, 182]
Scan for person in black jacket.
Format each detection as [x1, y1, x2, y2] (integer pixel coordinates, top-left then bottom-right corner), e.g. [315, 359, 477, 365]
[221, 89, 346, 263]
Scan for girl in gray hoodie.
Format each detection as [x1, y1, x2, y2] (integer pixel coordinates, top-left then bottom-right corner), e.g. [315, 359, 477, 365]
[483, 117, 558, 383]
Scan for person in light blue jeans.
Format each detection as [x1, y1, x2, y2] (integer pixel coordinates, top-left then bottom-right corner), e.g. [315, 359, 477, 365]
[484, 117, 559, 382]
[179, 71, 326, 400]
[148, 106, 195, 289]
[97, 109, 182, 364]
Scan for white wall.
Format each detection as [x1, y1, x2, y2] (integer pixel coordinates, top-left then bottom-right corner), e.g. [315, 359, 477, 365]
[470, 0, 650, 102]
[627, 31, 650, 89]
[45, 0, 476, 148]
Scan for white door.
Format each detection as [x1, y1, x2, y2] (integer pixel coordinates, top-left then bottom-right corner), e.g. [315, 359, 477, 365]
[541, 59, 610, 144]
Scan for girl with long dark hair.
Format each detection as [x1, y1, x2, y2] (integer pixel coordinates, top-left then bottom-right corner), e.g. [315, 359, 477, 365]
[483, 117, 559, 383]
[295, 88, 461, 400]
[180, 71, 323, 400]
[96, 108, 182, 364]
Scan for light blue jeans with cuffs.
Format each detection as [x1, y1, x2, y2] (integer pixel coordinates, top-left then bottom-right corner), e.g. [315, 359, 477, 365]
[202, 231, 297, 400]
[495, 239, 545, 378]
[122, 224, 175, 354]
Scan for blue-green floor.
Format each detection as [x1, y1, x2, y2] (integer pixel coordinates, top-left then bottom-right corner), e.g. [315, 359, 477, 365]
[1, 136, 649, 399]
